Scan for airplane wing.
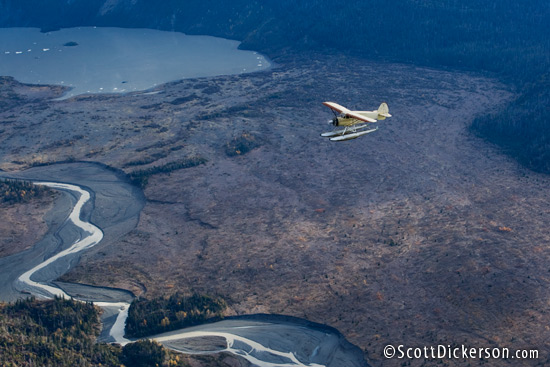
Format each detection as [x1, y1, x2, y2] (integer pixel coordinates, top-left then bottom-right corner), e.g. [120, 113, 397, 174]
[346, 111, 377, 123]
[322, 101, 350, 114]
[323, 102, 377, 123]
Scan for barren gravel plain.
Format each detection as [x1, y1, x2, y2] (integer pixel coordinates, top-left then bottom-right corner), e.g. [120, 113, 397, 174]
[0, 193, 57, 258]
[2, 53, 550, 366]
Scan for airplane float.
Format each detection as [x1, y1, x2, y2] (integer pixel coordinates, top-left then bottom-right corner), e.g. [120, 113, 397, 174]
[321, 101, 391, 141]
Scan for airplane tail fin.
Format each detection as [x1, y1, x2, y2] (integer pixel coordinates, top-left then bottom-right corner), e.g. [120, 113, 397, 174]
[377, 102, 391, 120]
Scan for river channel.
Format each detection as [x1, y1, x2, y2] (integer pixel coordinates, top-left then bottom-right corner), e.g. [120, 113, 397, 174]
[0, 162, 368, 367]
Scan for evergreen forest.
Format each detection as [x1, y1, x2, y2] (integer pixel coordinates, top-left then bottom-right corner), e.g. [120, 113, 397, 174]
[126, 293, 227, 338]
[0, 297, 227, 367]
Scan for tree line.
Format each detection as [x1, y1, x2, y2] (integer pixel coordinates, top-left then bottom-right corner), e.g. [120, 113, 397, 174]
[0, 179, 50, 204]
[128, 156, 207, 188]
[0, 297, 121, 367]
[471, 76, 550, 173]
[125, 293, 227, 338]
[0, 296, 227, 367]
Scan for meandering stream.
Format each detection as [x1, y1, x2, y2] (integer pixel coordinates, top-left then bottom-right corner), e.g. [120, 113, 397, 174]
[0, 163, 367, 367]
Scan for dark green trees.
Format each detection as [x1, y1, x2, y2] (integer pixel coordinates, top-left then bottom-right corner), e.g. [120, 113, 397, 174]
[126, 293, 227, 338]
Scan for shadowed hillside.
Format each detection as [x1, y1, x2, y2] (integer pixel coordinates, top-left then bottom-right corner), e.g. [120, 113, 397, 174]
[1, 1, 547, 76]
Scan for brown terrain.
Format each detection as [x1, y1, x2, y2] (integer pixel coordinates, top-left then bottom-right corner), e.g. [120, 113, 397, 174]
[0, 193, 56, 258]
[1, 53, 550, 366]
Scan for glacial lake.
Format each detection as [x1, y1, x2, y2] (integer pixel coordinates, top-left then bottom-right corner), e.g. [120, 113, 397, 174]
[0, 27, 270, 99]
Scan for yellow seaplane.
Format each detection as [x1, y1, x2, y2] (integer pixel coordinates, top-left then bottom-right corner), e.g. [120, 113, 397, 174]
[321, 101, 391, 141]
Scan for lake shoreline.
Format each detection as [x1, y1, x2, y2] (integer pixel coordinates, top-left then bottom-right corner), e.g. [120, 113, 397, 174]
[0, 26, 271, 99]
